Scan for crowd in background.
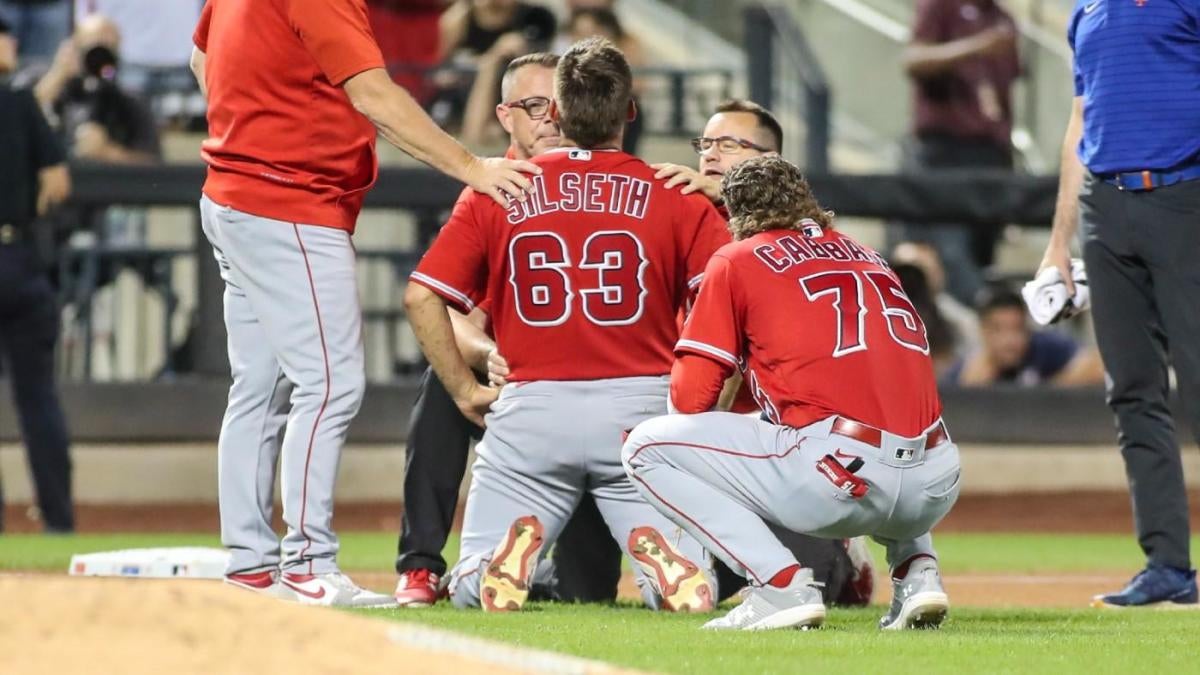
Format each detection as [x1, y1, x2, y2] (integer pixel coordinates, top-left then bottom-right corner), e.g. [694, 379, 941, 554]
[0, 0, 1105, 391]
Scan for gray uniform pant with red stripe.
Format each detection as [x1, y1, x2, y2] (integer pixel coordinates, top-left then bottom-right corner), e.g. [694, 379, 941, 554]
[448, 376, 717, 608]
[622, 413, 960, 583]
[200, 196, 365, 576]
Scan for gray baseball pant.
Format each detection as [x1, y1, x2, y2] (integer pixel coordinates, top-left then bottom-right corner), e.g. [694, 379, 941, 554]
[448, 376, 717, 608]
[200, 195, 365, 576]
[623, 412, 960, 583]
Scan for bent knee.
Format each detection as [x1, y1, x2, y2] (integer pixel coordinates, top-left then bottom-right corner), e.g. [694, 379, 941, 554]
[622, 415, 676, 469]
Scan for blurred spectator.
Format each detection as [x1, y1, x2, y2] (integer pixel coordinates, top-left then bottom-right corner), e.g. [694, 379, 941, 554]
[368, 0, 449, 103]
[72, 0, 205, 118]
[892, 241, 980, 357]
[460, 26, 535, 147]
[0, 0, 70, 66]
[565, 0, 614, 9]
[560, 7, 643, 153]
[0, 14, 75, 534]
[892, 262, 958, 377]
[945, 284, 1104, 388]
[893, 0, 1020, 306]
[34, 15, 159, 164]
[30, 11, 160, 357]
[463, 6, 646, 149]
[432, 0, 555, 128]
[73, 1, 201, 70]
[439, 0, 555, 61]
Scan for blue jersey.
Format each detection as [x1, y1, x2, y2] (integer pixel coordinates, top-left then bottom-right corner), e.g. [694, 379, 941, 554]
[1068, 0, 1200, 174]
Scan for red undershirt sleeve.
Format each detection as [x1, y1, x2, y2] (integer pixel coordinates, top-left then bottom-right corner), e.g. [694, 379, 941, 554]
[670, 354, 733, 414]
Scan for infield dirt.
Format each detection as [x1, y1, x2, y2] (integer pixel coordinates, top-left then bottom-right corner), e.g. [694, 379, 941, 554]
[0, 576, 634, 675]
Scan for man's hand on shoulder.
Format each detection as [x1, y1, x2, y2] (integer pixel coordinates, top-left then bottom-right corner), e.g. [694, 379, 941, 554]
[651, 163, 722, 203]
[464, 155, 540, 207]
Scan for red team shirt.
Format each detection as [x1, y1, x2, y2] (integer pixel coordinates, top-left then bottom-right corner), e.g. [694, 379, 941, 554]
[194, 0, 384, 232]
[412, 148, 730, 382]
[678, 222, 943, 437]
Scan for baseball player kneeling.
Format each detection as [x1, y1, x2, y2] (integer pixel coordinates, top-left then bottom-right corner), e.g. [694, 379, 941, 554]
[405, 38, 730, 613]
[623, 156, 961, 631]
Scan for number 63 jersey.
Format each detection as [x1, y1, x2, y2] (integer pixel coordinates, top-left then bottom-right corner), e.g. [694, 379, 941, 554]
[411, 148, 731, 382]
[678, 223, 943, 438]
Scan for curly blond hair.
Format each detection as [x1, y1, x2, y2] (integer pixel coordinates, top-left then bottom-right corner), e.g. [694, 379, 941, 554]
[720, 156, 833, 240]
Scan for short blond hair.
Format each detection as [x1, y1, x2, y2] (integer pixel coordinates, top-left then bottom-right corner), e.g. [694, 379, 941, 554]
[500, 52, 560, 101]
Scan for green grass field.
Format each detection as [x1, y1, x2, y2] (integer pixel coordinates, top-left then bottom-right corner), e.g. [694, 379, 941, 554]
[5, 532, 1200, 674]
[5, 531, 1198, 574]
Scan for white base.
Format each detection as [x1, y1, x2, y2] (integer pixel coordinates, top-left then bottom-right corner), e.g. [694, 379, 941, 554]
[68, 547, 229, 579]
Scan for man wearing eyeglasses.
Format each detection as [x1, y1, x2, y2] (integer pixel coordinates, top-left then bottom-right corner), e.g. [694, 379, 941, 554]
[651, 99, 781, 207]
[395, 52, 622, 608]
[406, 37, 730, 613]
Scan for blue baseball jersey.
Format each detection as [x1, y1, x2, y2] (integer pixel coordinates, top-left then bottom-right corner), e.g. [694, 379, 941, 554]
[1068, 0, 1200, 174]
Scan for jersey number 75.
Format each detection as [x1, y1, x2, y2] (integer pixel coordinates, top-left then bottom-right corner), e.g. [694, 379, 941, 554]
[800, 270, 930, 356]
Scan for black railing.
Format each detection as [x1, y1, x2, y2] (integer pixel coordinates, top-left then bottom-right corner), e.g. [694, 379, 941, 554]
[60, 163, 1059, 381]
[69, 163, 1057, 222]
[744, 3, 832, 173]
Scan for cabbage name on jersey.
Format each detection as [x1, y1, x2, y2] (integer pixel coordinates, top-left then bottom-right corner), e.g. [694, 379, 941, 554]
[679, 221, 943, 437]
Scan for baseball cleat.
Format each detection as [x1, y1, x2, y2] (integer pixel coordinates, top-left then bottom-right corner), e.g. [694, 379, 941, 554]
[481, 515, 545, 612]
[628, 526, 714, 613]
[1091, 565, 1198, 609]
[281, 571, 398, 608]
[225, 569, 299, 602]
[879, 558, 949, 630]
[702, 568, 825, 631]
[395, 568, 441, 608]
[225, 570, 275, 592]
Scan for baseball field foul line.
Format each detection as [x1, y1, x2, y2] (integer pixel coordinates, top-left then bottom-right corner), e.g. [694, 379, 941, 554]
[387, 623, 645, 675]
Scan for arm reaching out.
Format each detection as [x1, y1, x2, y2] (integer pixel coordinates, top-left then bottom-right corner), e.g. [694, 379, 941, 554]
[651, 163, 723, 202]
[343, 69, 539, 206]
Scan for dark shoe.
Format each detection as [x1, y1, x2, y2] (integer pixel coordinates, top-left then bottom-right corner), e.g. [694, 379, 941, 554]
[1092, 565, 1198, 608]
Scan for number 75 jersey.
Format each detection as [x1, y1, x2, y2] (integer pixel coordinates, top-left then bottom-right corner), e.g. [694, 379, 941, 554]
[678, 224, 943, 437]
[411, 148, 731, 382]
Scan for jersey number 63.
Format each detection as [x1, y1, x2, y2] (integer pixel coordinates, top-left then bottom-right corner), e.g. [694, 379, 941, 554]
[508, 231, 648, 327]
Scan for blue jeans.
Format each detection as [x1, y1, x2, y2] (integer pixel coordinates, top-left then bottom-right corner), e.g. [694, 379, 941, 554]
[0, 0, 71, 65]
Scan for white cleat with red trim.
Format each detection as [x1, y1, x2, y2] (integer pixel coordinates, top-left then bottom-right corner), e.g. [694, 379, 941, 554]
[224, 569, 301, 601]
[281, 571, 397, 608]
[702, 569, 825, 631]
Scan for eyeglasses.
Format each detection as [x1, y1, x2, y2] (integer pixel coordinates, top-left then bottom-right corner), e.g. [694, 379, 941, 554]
[691, 135, 772, 155]
[503, 96, 552, 120]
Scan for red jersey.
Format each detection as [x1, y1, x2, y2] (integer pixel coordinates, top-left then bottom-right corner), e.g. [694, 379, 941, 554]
[678, 223, 942, 436]
[412, 148, 731, 382]
[194, 0, 385, 232]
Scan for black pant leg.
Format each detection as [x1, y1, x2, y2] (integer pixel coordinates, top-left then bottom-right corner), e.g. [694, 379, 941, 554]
[550, 492, 623, 602]
[1132, 178, 1200, 570]
[0, 273, 74, 532]
[1081, 175, 1190, 570]
[396, 367, 479, 575]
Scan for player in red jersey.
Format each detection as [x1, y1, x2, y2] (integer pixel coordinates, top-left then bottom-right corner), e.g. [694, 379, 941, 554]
[404, 38, 731, 612]
[623, 156, 962, 631]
